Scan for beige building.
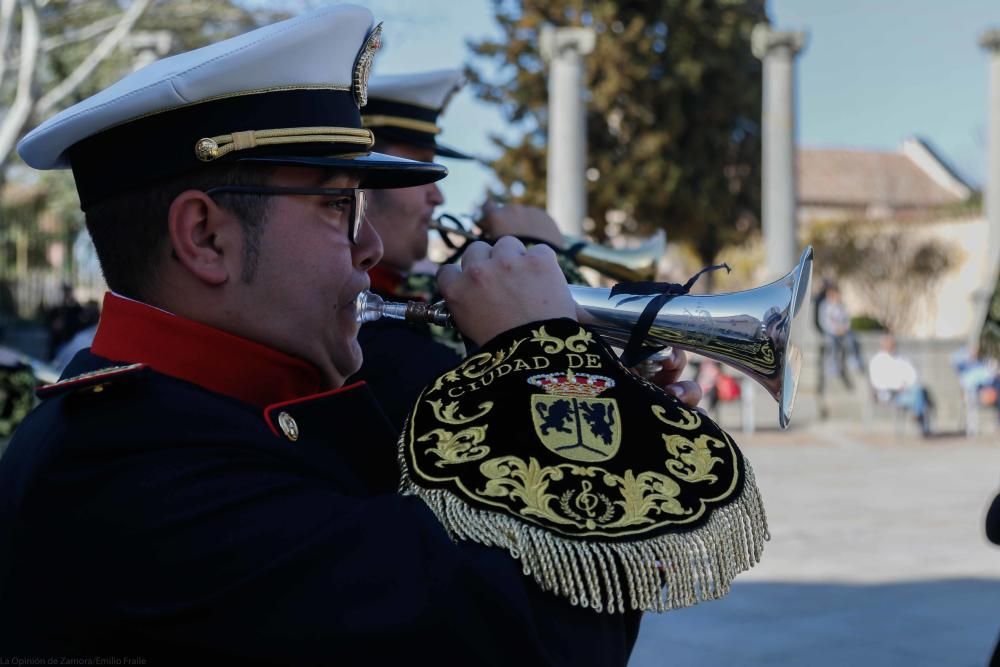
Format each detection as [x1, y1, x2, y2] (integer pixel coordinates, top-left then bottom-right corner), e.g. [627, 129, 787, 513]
[797, 137, 986, 340]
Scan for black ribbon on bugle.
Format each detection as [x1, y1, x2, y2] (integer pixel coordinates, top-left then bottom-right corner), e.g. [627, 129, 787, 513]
[610, 263, 731, 368]
[433, 213, 477, 264]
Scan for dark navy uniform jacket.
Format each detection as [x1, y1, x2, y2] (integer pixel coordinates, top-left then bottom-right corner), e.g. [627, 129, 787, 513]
[0, 293, 640, 665]
[350, 266, 462, 431]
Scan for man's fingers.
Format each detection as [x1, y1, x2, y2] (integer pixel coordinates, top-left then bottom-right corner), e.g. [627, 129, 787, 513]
[460, 240, 493, 268]
[436, 263, 462, 296]
[492, 235, 528, 260]
[525, 241, 558, 261]
[660, 348, 686, 374]
[650, 349, 686, 386]
[664, 380, 703, 409]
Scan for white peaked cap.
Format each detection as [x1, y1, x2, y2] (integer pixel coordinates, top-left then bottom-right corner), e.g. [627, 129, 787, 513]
[363, 69, 471, 160]
[367, 69, 466, 111]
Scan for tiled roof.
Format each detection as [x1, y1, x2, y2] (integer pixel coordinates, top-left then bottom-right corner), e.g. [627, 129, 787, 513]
[798, 148, 965, 208]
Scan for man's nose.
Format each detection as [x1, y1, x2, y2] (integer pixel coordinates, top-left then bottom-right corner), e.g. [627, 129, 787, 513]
[353, 218, 383, 270]
[427, 182, 444, 207]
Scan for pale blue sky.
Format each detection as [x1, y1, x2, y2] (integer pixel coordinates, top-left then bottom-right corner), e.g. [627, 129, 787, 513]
[354, 0, 1000, 215]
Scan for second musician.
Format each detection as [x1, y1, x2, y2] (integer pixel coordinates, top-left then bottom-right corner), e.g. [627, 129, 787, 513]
[350, 69, 702, 429]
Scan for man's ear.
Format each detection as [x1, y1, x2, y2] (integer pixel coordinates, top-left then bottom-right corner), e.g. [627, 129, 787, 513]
[167, 190, 241, 286]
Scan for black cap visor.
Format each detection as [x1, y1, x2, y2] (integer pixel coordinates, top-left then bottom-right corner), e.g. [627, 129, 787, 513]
[238, 150, 448, 188]
[433, 142, 474, 160]
[372, 125, 473, 161]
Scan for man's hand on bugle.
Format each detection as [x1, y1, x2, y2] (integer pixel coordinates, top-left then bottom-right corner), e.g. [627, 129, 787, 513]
[436, 237, 576, 346]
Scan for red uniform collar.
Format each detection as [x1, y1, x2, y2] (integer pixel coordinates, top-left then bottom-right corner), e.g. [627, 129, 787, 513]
[368, 265, 404, 296]
[91, 293, 324, 409]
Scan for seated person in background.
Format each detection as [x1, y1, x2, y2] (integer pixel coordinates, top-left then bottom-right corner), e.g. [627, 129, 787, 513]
[868, 334, 933, 436]
[691, 357, 743, 415]
[952, 344, 1000, 429]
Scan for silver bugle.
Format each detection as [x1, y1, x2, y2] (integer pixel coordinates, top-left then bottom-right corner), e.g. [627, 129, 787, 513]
[356, 246, 813, 428]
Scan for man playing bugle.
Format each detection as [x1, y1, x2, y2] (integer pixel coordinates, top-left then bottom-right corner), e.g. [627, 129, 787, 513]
[0, 6, 766, 665]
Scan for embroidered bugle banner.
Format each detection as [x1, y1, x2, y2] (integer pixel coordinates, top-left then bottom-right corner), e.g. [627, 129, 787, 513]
[400, 317, 768, 614]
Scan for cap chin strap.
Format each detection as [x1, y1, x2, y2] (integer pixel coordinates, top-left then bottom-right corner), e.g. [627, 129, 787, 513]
[194, 126, 375, 162]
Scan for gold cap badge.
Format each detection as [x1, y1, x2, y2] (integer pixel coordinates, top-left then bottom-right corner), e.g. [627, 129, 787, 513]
[353, 23, 382, 107]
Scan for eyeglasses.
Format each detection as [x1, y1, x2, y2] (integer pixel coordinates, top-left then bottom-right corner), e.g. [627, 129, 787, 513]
[203, 185, 368, 244]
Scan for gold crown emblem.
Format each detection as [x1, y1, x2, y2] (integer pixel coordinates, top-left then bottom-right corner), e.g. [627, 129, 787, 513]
[527, 371, 614, 399]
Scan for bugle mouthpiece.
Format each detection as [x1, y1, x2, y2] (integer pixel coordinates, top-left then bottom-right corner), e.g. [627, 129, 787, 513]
[355, 290, 454, 327]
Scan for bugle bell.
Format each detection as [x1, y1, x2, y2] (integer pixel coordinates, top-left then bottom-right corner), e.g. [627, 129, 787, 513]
[357, 246, 814, 428]
[429, 216, 666, 283]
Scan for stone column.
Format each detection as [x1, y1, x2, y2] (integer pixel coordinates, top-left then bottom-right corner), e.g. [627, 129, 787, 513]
[980, 30, 1000, 293]
[968, 29, 1000, 352]
[752, 24, 807, 278]
[541, 26, 595, 237]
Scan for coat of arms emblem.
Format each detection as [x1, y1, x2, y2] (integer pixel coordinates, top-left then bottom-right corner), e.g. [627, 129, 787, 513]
[528, 371, 620, 463]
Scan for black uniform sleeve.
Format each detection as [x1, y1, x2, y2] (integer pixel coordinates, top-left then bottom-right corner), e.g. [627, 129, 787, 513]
[3, 442, 638, 666]
[987, 490, 1000, 545]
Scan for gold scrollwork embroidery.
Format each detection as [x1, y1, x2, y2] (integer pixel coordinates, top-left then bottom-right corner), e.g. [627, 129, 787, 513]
[462, 339, 526, 380]
[565, 328, 593, 352]
[418, 426, 491, 468]
[605, 469, 689, 528]
[476, 457, 698, 530]
[663, 433, 724, 483]
[427, 338, 525, 394]
[530, 325, 593, 354]
[530, 326, 566, 353]
[428, 368, 463, 395]
[652, 404, 702, 430]
[479, 456, 576, 526]
[427, 399, 494, 425]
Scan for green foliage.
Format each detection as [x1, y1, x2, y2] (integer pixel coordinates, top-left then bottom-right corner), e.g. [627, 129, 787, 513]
[851, 314, 887, 332]
[468, 0, 767, 264]
[0, 365, 38, 438]
[938, 188, 982, 218]
[981, 268, 1000, 359]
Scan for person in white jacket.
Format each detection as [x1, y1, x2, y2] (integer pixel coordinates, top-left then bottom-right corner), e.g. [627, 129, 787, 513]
[868, 334, 932, 436]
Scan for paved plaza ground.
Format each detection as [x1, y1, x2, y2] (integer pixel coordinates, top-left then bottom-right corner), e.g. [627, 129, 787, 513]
[630, 422, 1000, 667]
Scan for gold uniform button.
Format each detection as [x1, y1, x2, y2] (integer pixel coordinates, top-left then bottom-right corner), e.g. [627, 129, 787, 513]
[277, 411, 299, 441]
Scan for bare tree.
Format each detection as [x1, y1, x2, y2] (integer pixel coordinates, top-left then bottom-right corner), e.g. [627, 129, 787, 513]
[0, 0, 41, 170]
[0, 0, 152, 173]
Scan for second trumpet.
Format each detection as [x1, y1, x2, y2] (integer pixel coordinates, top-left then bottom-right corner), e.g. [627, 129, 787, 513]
[430, 216, 667, 283]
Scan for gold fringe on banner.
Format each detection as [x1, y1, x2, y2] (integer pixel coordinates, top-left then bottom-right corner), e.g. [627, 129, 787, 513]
[399, 447, 769, 614]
